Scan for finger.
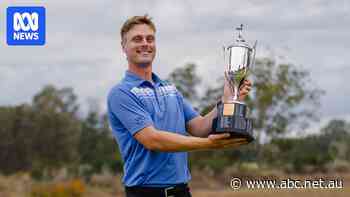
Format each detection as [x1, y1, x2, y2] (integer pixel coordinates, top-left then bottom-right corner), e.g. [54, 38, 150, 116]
[219, 141, 247, 149]
[240, 83, 252, 91]
[213, 138, 249, 149]
[225, 138, 249, 144]
[219, 138, 248, 146]
[228, 137, 248, 143]
[208, 133, 230, 140]
[243, 83, 252, 90]
[240, 90, 249, 95]
[244, 79, 252, 86]
[244, 87, 251, 92]
[240, 85, 251, 93]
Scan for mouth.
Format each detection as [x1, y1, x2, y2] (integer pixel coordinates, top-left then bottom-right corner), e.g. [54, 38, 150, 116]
[136, 49, 153, 56]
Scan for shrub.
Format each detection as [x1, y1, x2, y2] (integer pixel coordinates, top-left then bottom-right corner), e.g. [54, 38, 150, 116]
[30, 179, 85, 197]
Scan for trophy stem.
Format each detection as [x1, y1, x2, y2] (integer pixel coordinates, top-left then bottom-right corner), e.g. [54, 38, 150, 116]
[227, 87, 239, 102]
[224, 71, 240, 103]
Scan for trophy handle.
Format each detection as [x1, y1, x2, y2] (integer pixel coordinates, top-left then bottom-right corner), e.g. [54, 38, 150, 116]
[250, 40, 257, 68]
[223, 45, 227, 69]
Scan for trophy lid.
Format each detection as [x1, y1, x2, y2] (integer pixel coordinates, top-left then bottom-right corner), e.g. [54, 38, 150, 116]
[229, 24, 251, 48]
[236, 24, 245, 42]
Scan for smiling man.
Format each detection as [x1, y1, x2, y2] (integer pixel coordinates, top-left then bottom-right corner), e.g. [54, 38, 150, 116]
[107, 15, 252, 197]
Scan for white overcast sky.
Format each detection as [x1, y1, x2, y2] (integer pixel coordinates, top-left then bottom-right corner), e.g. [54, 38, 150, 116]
[0, 0, 349, 131]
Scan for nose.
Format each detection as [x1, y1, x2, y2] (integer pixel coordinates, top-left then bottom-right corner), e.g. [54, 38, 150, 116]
[140, 38, 148, 45]
[138, 36, 154, 45]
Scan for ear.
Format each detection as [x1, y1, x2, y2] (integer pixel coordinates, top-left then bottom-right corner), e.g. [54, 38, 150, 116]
[121, 40, 126, 53]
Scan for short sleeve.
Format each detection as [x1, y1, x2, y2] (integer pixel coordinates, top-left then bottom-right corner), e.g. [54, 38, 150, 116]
[182, 98, 199, 123]
[108, 88, 153, 135]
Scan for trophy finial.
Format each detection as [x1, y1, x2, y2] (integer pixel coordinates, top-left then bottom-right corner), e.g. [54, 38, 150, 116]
[235, 24, 245, 42]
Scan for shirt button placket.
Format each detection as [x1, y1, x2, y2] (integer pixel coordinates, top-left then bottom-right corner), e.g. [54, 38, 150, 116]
[156, 86, 165, 113]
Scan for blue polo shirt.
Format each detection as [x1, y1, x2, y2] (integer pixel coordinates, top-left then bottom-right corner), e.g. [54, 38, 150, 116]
[107, 70, 199, 187]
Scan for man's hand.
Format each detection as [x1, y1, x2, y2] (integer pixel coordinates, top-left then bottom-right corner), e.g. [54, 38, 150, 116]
[207, 133, 248, 149]
[238, 79, 252, 101]
[222, 78, 252, 102]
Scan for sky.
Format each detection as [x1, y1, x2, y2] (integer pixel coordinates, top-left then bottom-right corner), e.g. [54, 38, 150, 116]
[0, 0, 349, 132]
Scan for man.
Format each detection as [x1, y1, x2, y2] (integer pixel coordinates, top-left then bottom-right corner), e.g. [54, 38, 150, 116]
[107, 15, 252, 197]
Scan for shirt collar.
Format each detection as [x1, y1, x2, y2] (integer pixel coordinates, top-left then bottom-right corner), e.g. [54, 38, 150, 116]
[123, 70, 165, 87]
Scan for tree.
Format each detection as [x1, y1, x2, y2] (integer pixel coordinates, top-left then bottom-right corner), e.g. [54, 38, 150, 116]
[197, 59, 324, 138]
[320, 119, 350, 161]
[0, 104, 36, 174]
[198, 78, 223, 115]
[33, 85, 79, 116]
[167, 63, 201, 105]
[321, 119, 349, 138]
[31, 85, 82, 178]
[269, 136, 335, 173]
[177, 58, 323, 141]
[250, 58, 324, 141]
[167, 59, 323, 169]
[79, 109, 122, 179]
[0, 84, 82, 177]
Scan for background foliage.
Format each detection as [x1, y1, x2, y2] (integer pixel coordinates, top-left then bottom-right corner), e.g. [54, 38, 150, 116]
[1, 58, 349, 180]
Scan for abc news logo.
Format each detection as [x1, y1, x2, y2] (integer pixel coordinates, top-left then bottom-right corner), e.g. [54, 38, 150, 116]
[7, 6, 46, 46]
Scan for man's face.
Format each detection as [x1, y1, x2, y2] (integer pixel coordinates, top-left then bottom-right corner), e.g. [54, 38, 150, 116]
[122, 24, 156, 67]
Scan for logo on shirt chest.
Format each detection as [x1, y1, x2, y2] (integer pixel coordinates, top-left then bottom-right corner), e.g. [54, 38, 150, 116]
[130, 85, 177, 99]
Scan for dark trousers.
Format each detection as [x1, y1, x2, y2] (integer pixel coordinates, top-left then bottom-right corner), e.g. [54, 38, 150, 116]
[125, 184, 192, 197]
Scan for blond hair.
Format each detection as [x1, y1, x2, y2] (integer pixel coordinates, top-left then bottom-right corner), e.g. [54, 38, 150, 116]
[120, 15, 156, 41]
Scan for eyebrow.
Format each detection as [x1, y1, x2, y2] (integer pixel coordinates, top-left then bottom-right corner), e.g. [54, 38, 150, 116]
[131, 34, 154, 38]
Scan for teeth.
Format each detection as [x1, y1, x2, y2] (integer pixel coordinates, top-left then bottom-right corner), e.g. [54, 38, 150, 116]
[136, 49, 152, 54]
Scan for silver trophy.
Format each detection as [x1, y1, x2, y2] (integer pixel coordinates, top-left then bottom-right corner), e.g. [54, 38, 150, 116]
[212, 24, 257, 142]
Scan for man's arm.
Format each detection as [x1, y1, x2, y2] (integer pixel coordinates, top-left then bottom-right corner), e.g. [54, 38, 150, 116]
[186, 107, 217, 137]
[134, 125, 247, 152]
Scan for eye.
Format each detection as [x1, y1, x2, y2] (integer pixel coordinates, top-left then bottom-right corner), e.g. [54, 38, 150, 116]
[132, 36, 143, 43]
[146, 36, 155, 43]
